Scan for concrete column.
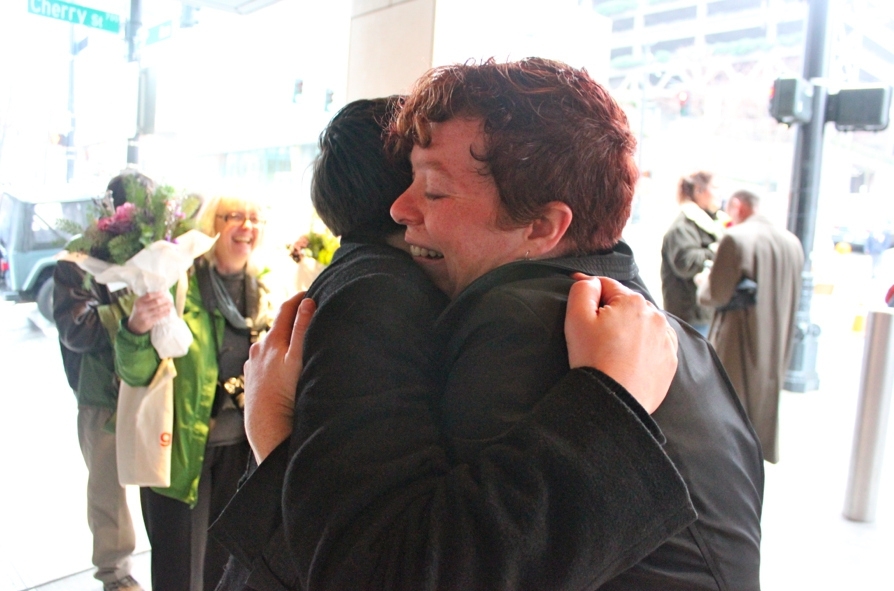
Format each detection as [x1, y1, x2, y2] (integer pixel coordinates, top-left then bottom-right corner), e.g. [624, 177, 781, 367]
[346, 0, 610, 101]
[347, 0, 436, 101]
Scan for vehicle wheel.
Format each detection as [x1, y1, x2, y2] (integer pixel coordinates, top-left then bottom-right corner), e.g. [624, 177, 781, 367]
[36, 277, 55, 323]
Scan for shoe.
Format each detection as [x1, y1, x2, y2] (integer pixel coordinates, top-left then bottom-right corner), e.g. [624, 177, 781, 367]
[103, 575, 144, 591]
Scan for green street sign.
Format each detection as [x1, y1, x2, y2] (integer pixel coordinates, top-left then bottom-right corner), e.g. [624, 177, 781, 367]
[28, 0, 121, 34]
[145, 21, 173, 46]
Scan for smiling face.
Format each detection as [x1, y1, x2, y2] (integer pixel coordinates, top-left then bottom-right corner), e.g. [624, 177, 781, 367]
[390, 118, 530, 298]
[212, 197, 264, 274]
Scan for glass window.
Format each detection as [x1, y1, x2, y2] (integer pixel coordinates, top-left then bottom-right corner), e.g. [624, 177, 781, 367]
[613, 17, 635, 32]
[706, 27, 765, 44]
[707, 0, 762, 16]
[31, 202, 69, 249]
[652, 37, 696, 53]
[29, 199, 92, 250]
[777, 20, 804, 36]
[644, 6, 697, 26]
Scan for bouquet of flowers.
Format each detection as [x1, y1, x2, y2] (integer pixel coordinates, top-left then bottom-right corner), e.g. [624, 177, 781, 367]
[59, 179, 216, 358]
[288, 226, 340, 291]
[288, 229, 340, 265]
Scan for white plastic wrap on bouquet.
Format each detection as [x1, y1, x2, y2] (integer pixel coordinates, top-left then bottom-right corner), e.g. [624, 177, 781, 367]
[62, 230, 217, 359]
[294, 256, 326, 292]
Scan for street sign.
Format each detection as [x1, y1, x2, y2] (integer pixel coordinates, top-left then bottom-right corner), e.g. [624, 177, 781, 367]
[145, 21, 173, 46]
[28, 0, 121, 34]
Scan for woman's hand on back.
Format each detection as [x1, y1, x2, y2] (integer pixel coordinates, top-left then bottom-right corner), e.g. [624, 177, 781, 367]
[565, 274, 678, 414]
[244, 292, 316, 463]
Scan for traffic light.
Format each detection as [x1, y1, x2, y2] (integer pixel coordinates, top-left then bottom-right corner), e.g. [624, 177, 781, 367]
[181, 5, 199, 28]
[769, 78, 892, 131]
[678, 91, 690, 116]
[50, 132, 71, 147]
[769, 78, 813, 125]
[829, 86, 892, 132]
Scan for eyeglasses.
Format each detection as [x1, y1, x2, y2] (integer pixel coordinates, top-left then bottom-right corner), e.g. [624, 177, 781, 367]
[217, 212, 267, 226]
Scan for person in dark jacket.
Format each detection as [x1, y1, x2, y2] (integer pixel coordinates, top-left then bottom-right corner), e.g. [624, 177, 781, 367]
[661, 170, 726, 336]
[53, 170, 154, 591]
[211, 97, 687, 590]
[384, 58, 763, 590]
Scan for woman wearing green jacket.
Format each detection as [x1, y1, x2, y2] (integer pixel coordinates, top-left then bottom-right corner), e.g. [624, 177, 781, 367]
[116, 194, 274, 591]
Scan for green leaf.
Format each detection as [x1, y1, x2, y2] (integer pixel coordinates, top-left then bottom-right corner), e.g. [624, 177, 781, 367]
[64, 234, 92, 253]
[180, 194, 202, 221]
[108, 230, 143, 264]
[56, 218, 85, 236]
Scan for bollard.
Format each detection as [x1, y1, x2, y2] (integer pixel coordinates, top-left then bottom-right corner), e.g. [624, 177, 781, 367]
[843, 309, 894, 522]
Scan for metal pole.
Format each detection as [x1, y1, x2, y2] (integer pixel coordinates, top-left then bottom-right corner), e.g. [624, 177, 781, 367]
[844, 309, 894, 522]
[127, 0, 141, 63]
[784, 0, 832, 392]
[126, 0, 142, 167]
[66, 25, 76, 182]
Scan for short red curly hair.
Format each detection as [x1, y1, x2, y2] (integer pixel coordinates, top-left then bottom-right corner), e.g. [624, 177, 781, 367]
[389, 57, 638, 253]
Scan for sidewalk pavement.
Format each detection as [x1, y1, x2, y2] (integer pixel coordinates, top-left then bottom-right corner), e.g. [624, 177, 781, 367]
[1, 261, 892, 590]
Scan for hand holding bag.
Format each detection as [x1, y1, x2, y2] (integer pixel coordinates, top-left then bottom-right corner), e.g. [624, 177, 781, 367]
[116, 272, 188, 487]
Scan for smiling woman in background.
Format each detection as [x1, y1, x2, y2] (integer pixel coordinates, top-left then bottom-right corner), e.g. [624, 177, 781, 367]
[115, 195, 274, 591]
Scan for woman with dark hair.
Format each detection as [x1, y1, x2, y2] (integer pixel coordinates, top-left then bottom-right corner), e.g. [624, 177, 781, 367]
[660, 171, 725, 336]
[211, 94, 687, 590]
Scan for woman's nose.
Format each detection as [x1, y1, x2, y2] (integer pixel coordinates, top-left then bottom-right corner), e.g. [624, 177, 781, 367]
[390, 186, 421, 225]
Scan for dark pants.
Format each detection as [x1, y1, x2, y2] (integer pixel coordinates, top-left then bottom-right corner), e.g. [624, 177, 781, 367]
[141, 440, 250, 591]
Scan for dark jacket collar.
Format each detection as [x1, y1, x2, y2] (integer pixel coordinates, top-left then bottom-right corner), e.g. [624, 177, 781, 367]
[527, 240, 640, 279]
[455, 240, 640, 299]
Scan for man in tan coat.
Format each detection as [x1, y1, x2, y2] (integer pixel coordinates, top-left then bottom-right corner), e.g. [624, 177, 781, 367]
[698, 190, 804, 463]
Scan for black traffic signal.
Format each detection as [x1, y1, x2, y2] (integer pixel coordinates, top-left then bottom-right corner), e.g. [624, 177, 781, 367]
[770, 78, 892, 131]
[769, 78, 813, 125]
[828, 86, 892, 132]
[50, 132, 71, 147]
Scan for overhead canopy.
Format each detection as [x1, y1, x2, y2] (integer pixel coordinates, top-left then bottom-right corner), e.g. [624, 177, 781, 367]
[183, 0, 283, 15]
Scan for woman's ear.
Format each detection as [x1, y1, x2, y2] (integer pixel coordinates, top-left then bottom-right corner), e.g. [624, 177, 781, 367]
[526, 201, 573, 257]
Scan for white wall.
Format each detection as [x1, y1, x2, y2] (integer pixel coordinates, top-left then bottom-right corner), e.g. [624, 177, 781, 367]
[345, 0, 612, 101]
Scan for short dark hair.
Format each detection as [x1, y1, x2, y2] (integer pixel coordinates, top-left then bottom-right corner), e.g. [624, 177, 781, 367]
[730, 189, 760, 209]
[106, 170, 155, 208]
[390, 57, 638, 253]
[311, 97, 411, 239]
[677, 171, 712, 204]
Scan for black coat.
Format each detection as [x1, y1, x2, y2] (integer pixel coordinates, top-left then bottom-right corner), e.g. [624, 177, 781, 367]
[211, 241, 696, 590]
[53, 259, 130, 406]
[444, 243, 763, 590]
[661, 208, 720, 325]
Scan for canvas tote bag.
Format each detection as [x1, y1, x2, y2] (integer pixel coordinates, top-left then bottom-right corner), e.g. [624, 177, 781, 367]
[116, 273, 188, 487]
